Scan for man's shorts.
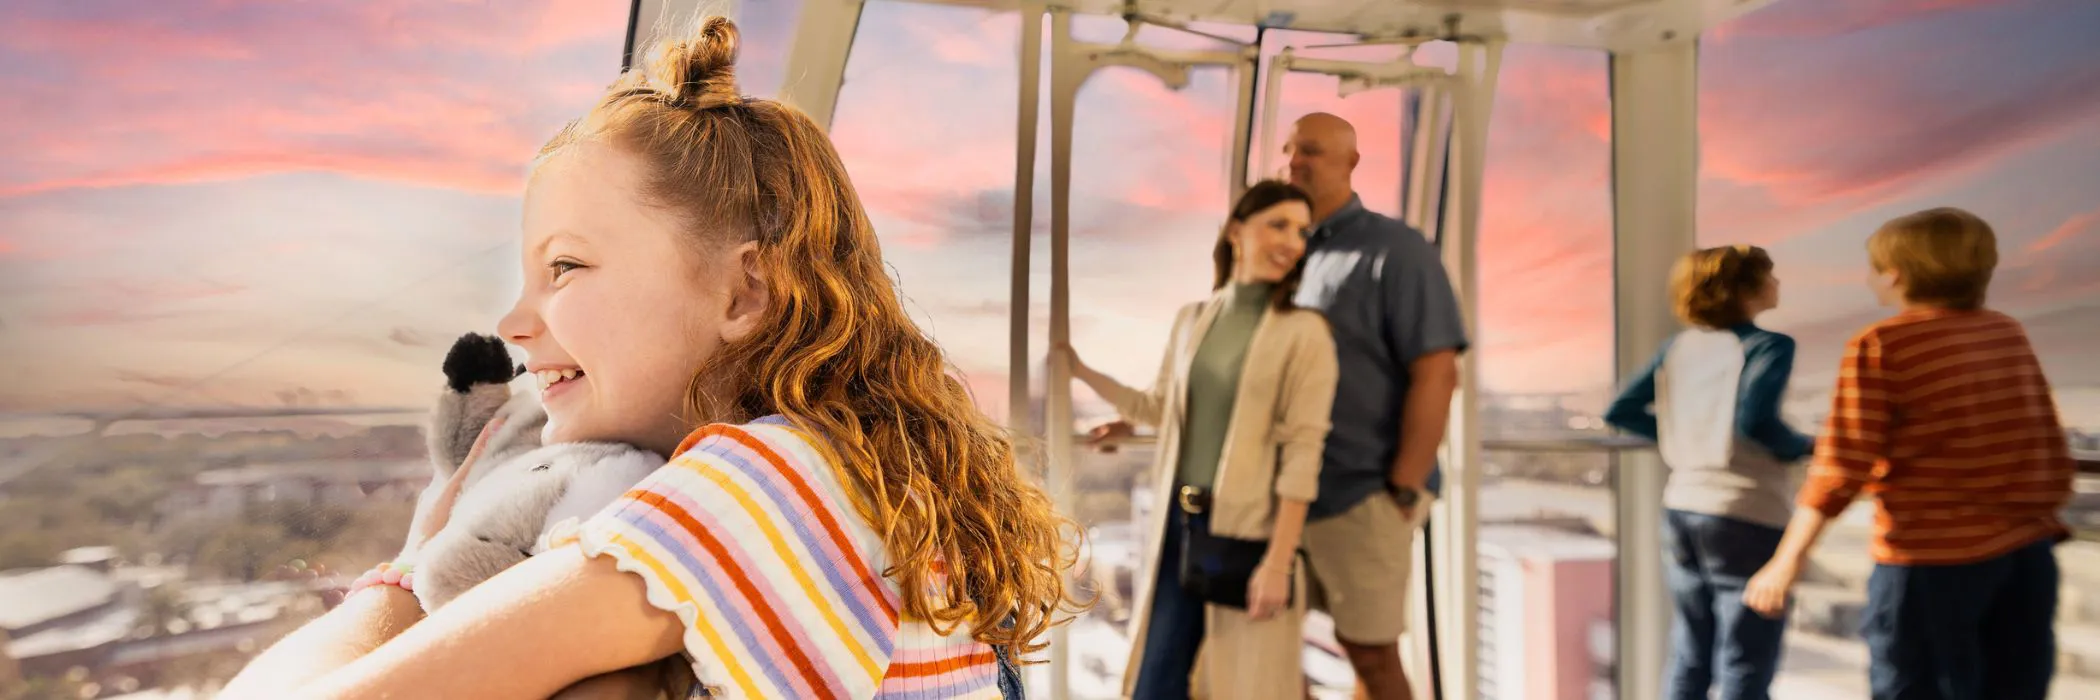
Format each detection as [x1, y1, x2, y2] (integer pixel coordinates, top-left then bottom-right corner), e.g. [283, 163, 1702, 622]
[1303, 489, 1430, 645]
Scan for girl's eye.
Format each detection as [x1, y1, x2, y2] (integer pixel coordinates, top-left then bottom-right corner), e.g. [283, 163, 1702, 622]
[549, 260, 582, 280]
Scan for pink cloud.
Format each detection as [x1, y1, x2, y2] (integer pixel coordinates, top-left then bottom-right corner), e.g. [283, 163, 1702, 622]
[2030, 207, 2100, 253]
[1697, 8, 2100, 247]
[0, 0, 624, 199]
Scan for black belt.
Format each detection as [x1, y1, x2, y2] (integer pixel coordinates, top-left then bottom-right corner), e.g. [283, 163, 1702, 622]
[1177, 485, 1213, 514]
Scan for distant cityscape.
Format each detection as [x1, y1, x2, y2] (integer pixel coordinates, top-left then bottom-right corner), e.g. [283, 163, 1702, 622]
[3, 386, 2097, 699]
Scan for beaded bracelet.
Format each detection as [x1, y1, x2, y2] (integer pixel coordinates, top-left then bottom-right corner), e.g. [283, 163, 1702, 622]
[346, 562, 417, 598]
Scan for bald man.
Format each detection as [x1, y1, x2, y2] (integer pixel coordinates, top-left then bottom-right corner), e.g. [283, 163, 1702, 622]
[1285, 112, 1465, 700]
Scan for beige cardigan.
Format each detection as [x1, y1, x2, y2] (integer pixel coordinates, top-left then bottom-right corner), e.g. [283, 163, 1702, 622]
[1097, 285, 1339, 540]
[1101, 285, 1338, 700]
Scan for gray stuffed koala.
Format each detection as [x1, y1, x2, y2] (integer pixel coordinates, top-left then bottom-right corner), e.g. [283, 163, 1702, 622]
[400, 333, 663, 611]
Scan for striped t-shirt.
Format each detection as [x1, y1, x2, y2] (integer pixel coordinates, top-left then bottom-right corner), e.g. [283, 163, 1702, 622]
[544, 415, 1003, 699]
[1798, 308, 2075, 566]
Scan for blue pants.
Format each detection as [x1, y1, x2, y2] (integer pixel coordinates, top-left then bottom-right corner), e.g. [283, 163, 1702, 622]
[1132, 507, 1206, 699]
[1862, 538, 2059, 700]
[994, 615, 1027, 699]
[1664, 509, 1788, 700]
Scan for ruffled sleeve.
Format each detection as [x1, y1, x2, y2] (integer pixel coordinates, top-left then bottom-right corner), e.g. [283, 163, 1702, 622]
[546, 419, 903, 700]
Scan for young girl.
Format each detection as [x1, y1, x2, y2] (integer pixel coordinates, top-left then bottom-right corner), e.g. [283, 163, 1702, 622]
[1059, 180, 1337, 700]
[219, 16, 1073, 699]
[1603, 244, 1812, 700]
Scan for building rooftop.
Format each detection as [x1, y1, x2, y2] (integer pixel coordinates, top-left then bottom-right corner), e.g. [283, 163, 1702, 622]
[0, 564, 118, 631]
[192, 458, 424, 487]
[1478, 523, 1617, 562]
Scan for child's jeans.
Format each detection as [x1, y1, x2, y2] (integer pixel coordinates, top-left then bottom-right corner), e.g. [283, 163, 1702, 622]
[1663, 509, 1789, 700]
[995, 642, 1026, 699]
[1862, 537, 2060, 700]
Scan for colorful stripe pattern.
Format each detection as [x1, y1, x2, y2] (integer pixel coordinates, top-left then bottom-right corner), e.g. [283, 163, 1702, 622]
[551, 415, 1002, 699]
[1800, 309, 2075, 566]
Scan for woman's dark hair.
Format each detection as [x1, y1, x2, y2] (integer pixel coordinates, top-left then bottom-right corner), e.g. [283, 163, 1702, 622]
[1212, 179, 1315, 310]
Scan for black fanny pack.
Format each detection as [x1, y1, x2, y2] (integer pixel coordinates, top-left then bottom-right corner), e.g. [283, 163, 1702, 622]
[1175, 485, 1294, 610]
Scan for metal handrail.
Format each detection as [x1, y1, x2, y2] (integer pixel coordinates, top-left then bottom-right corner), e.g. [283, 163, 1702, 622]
[1071, 433, 2099, 472]
[1067, 432, 1653, 452]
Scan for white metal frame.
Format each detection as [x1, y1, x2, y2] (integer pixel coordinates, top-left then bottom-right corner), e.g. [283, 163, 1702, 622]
[1607, 39, 1700, 700]
[626, 3, 1745, 700]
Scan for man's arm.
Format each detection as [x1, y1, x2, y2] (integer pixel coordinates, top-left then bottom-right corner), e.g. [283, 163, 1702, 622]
[1381, 237, 1469, 498]
[1392, 350, 1458, 493]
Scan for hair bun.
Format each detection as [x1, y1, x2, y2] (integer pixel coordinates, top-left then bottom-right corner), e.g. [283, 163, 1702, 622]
[653, 15, 742, 110]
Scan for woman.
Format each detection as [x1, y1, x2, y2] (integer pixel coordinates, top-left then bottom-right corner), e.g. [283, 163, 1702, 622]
[1603, 244, 1812, 700]
[217, 16, 1072, 700]
[1058, 180, 1338, 700]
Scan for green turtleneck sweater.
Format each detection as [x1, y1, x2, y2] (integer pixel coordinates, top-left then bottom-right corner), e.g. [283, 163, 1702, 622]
[1174, 282, 1273, 489]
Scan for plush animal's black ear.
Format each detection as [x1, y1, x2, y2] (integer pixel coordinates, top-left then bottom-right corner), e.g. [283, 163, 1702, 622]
[443, 333, 518, 393]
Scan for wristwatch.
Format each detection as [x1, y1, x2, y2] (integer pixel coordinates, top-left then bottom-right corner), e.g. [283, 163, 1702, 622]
[1391, 485, 1421, 507]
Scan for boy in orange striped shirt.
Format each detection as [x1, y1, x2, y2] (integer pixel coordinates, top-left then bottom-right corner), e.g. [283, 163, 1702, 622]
[1741, 207, 2074, 700]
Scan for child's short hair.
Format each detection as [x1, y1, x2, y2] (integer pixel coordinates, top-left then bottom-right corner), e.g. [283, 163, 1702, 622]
[1671, 244, 1774, 329]
[1868, 207, 1998, 310]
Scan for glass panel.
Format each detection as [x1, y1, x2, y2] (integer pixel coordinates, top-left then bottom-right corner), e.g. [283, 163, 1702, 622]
[830, 1, 1019, 421]
[1473, 45, 1617, 700]
[1700, 1, 2100, 697]
[0, 1, 639, 697]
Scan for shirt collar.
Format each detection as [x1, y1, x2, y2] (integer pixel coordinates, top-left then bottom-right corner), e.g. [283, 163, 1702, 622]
[1311, 193, 1368, 241]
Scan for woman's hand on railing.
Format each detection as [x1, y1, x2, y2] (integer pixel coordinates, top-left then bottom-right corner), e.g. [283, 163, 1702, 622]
[1050, 342, 1092, 379]
[1084, 420, 1135, 453]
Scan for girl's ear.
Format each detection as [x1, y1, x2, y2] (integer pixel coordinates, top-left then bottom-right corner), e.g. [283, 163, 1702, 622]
[718, 241, 770, 344]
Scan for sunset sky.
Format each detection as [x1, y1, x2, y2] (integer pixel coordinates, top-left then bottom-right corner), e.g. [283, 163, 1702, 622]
[3, 0, 2097, 430]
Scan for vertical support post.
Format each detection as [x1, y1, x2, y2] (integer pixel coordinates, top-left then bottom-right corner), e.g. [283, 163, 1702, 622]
[1608, 40, 1699, 700]
[1255, 49, 1292, 182]
[1404, 85, 1450, 235]
[1011, 5, 1049, 693]
[1044, 11, 1080, 699]
[1432, 37, 1503, 700]
[1010, 4, 1043, 461]
[777, 0, 867, 131]
[1227, 37, 1261, 201]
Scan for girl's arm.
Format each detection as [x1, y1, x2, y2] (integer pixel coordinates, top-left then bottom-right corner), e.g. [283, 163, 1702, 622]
[217, 585, 426, 697]
[1736, 333, 1813, 461]
[1603, 342, 1668, 442]
[223, 547, 683, 700]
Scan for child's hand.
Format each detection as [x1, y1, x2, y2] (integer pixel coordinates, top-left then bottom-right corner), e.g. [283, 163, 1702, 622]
[1743, 561, 1798, 619]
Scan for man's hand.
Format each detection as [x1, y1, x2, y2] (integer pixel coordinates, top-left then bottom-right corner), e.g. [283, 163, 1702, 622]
[1086, 420, 1135, 454]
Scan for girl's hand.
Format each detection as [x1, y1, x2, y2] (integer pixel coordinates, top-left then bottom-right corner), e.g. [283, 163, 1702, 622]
[405, 415, 510, 558]
[1247, 560, 1293, 621]
[1743, 560, 1798, 619]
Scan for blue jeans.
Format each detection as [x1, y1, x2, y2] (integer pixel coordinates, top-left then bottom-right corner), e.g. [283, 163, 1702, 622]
[1664, 509, 1788, 700]
[1132, 507, 1205, 699]
[995, 641, 1026, 699]
[1862, 538, 2059, 700]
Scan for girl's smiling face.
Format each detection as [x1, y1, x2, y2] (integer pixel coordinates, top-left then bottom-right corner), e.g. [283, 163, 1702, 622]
[497, 142, 737, 458]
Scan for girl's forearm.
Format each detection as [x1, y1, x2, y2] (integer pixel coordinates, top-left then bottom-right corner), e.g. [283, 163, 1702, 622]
[219, 586, 425, 699]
